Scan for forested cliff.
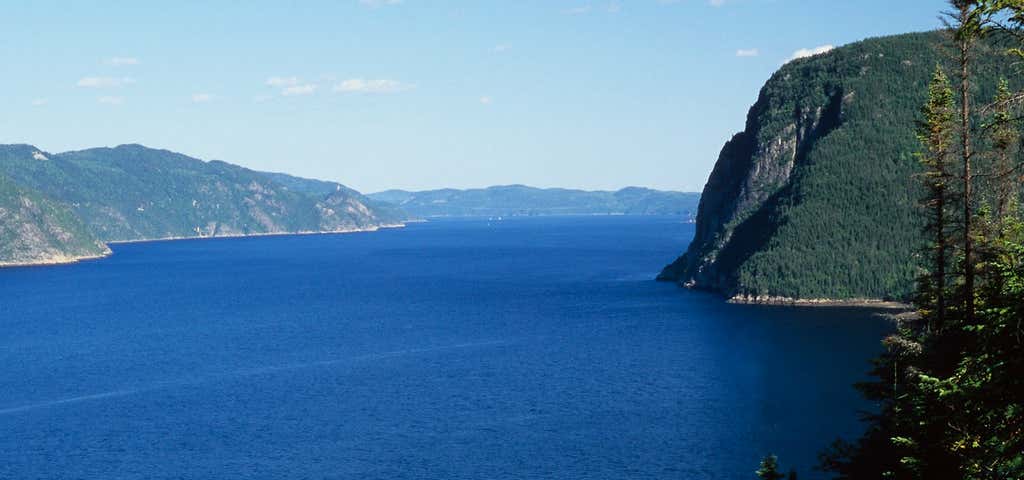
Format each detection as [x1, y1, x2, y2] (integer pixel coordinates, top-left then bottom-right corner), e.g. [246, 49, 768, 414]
[659, 31, 1020, 302]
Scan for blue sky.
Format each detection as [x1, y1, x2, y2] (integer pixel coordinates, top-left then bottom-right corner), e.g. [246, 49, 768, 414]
[0, 0, 948, 193]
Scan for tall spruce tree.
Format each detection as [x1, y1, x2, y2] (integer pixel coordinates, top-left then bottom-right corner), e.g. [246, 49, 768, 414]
[949, 0, 986, 325]
[821, 2, 1024, 478]
[987, 79, 1018, 221]
[917, 66, 957, 331]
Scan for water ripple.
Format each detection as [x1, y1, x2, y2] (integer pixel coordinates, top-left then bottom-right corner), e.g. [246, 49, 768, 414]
[0, 339, 510, 416]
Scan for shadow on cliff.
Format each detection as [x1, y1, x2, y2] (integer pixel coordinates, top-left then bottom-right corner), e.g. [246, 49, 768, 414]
[659, 85, 846, 296]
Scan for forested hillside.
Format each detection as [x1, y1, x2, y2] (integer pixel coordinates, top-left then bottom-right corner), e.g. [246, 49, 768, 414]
[810, 3, 1024, 478]
[0, 144, 406, 265]
[0, 174, 109, 266]
[659, 31, 1021, 301]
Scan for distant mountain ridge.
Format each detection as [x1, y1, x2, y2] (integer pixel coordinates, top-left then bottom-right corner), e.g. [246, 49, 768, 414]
[368, 185, 700, 218]
[0, 144, 407, 266]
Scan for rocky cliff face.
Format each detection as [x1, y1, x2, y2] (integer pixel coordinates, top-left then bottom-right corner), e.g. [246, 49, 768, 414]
[260, 170, 408, 228]
[659, 31, 1019, 301]
[660, 72, 846, 292]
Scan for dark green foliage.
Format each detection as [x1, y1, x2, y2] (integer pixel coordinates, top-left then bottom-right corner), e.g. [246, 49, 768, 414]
[661, 31, 1023, 301]
[821, 4, 1024, 478]
[982, 78, 1020, 222]
[916, 66, 957, 331]
[756, 455, 786, 480]
[367, 185, 700, 218]
[824, 218, 1024, 480]
[943, 216, 1024, 478]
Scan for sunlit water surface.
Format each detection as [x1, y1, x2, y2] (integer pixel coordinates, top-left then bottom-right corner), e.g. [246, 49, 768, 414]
[0, 217, 890, 479]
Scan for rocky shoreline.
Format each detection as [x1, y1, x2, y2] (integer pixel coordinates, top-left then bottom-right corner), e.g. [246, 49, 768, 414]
[0, 224, 405, 268]
[727, 293, 910, 309]
[0, 249, 113, 268]
[106, 223, 406, 245]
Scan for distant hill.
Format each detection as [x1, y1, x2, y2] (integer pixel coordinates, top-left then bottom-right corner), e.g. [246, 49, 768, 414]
[260, 170, 409, 223]
[368, 185, 700, 218]
[658, 31, 1023, 302]
[0, 144, 407, 266]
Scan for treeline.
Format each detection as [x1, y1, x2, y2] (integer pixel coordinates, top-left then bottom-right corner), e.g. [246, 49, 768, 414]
[763, 1, 1024, 478]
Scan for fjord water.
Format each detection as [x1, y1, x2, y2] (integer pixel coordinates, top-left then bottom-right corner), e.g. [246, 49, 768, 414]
[0, 217, 889, 479]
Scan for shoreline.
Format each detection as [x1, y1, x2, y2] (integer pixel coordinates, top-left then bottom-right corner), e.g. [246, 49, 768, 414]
[726, 294, 911, 309]
[106, 223, 406, 245]
[0, 249, 113, 269]
[1, 223, 406, 269]
[671, 282, 913, 309]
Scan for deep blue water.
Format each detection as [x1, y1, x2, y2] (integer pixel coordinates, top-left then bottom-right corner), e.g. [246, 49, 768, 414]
[0, 216, 890, 479]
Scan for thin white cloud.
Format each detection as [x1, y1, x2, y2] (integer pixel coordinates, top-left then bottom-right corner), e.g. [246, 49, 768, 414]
[98, 96, 124, 105]
[267, 75, 411, 97]
[479, 96, 493, 105]
[76, 76, 135, 88]
[359, 0, 401, 6]
[333, 78, 413, 94]
[265, 77, 320, 96]
[106, 57, 139, 66]
[736, 48, 759, 57]
[493, 44, 511, 53]
[31, 98, 48, 106]
[282, 84, 317, 96]
[606, 2, 621, 13]
[266, 76, 301, 87]
[659, 0, 724, 6]
[191, 93, 216, 103]
[786, 44, 834, 62]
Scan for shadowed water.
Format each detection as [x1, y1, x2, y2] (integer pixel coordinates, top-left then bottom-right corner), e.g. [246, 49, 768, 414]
[0, 216, 890, 479]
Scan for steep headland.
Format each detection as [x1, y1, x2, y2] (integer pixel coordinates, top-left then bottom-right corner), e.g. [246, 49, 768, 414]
[658, 31, 1022, 302]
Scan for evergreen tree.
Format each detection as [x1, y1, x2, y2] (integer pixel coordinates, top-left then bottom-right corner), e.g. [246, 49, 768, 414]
[987, 79, 1019, 221]
[951, 215, 1024, 478]
[821, 2, 1024, 479]
[755, 455, 786, 480]
[916, 65, 957, 331]
[948, 0, 987, 325]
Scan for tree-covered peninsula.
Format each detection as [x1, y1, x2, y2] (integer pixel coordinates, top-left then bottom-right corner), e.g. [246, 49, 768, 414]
[0, 144, 407, 266]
